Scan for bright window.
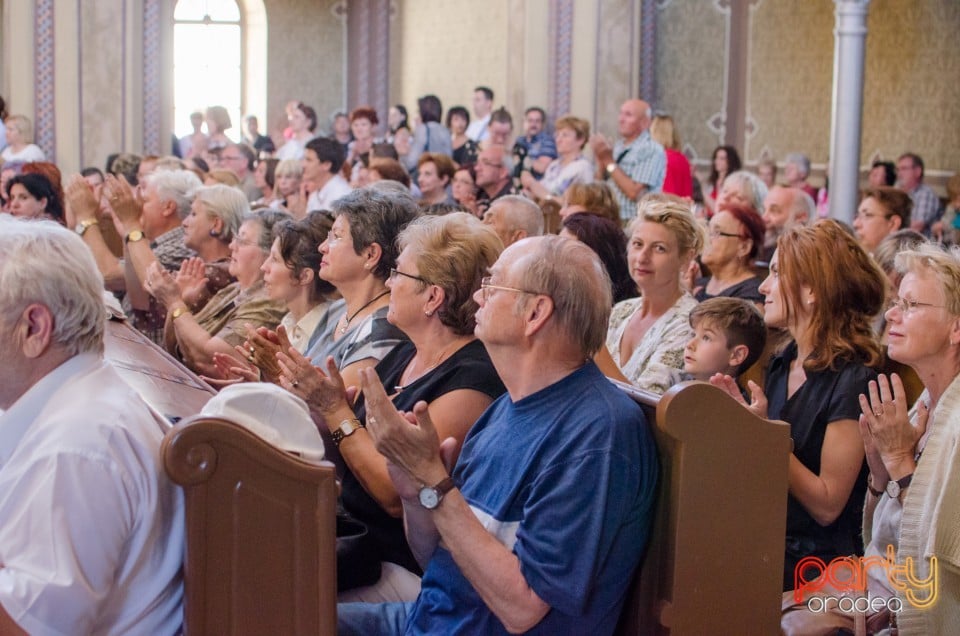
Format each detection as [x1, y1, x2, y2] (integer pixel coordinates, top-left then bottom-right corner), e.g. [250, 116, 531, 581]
[173, 0, 242, 140]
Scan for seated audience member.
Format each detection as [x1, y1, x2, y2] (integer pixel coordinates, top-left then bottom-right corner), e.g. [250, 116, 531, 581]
[465, 86, 493, 143]
[338, 235, 658, 634]
[0, 217, 183, 634]
[0, 161, 24, 211]
[519, 116, 592, 201]
[873, 229, 927, 340]
[514, 107, 558, 178]
[713, 219, 884, 590]
[852, 186, 912, 255]
[329, 109, 353, 154]
[693, 201, 767, 305]
[386, 104, 408, 142]
[416, 153, 456, 206]
[347, 106, 382, 167]
[4, 173, 63, 224]
[597, 195, 703, 394]
[107, 152, 141, 186]
[272, 158, 305, 214]
[264, 187, 416, 413]
[276, 102, 317, 161]
[217, 212, 336, 382]
[251, 156, 279, 207]
[217, 143, 261, 202]
[242, 114, 276, 158]
[451, 164, 480, 217]
[204, 105, 233, 153]
[177, 184, 245, 309]
[1, 114, 45, 163]
[368, 158, 412, 189]
[446, 106, 479, 167]
[715, 170, 768, 216]
[146, 209, 287, 376]
[560, 212, 636, 303]
[683, 296, 766, 382]
[304, 136, 352, 214]
[782, 242, 960, 634]
[204, 169, 240, 188]
[932, 173, 960, 245]
[474, 145, 516, 212]
[482, 194, 544, 248]
[486, 107, 515, 149]
[897, 152, 942, 237]
[868, 159, 896, 188]
[558, 181, 621, 223]
[286, 214, 506, 603]
[757, 157, 777, 190]
[761, 184, 815, 262]
[649, 114, 693, 198]
[101, 170, 201, 344]
[783, 152, 818, 201]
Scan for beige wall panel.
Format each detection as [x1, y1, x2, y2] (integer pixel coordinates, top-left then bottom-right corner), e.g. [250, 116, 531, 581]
[2, 0, 35, 117]
[861, 0, 960, 172]
[264, 0, 345, 139]
[569, 0, 598, 125]
[523, 0, 550, 117]
[747, 0, 833, 165]
[655, 0, 726, 164]
[593, 0, 640, 139]
[395, 0, 509, 121]
[53, 0, 80, 172]
[80, 0, 127, 167]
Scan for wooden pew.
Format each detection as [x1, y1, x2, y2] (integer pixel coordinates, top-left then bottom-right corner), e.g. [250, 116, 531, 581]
[614, 380, 793, 636]
[162, 416, 339, 636]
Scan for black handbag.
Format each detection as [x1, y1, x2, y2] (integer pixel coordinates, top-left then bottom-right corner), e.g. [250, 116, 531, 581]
[336, 505, 382, 592]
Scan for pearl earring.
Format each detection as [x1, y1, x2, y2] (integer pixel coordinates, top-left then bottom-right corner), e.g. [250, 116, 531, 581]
[425, 310, 434, 317]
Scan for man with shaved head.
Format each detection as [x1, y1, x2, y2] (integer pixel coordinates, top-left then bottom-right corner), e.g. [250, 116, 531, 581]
[590, 99, 666, 222]
[483, 195, 544, 247]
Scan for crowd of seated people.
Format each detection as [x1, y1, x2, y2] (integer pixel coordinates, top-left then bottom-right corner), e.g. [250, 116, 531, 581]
[0, 87, 958, 635]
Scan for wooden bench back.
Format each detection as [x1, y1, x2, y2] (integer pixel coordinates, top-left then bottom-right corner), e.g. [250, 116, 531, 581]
[162, 417, 338, 636]
[615, 380, 793, 635]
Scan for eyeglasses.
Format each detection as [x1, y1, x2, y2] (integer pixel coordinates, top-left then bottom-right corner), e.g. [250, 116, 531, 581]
[887, 297, 946, 314]
[389, 268, 430, 285]
[708, 228, 743, 240]
[231, 236, 261, 249]
[479, 276, 541, 300]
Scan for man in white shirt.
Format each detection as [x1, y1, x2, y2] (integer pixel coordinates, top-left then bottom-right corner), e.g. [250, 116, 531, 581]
[0, 217, 184, 635]
[465, 86, 494, 143]
[305, 137, 352, 213]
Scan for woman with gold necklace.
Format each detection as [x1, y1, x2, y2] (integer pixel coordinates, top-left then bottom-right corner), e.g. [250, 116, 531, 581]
[278, 212, 506, 604]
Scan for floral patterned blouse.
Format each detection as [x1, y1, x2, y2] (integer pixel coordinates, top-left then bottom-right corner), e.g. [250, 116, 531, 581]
[605, 294, 698, 394]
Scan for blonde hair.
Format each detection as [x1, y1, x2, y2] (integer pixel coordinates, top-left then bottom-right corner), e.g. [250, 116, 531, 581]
[649, 115, 680, 151]
[274, 159, 303, 179]
[5, 115, 33, 143]
[630, 193, 704, 257]
[895, 242, 960, 316]
[554, 116, 590, 147]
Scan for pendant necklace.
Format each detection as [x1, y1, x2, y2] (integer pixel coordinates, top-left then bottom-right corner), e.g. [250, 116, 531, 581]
[338, 290, 390, 335]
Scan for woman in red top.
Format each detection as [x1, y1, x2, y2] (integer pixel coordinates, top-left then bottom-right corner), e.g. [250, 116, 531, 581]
[650, 115, 692, 199]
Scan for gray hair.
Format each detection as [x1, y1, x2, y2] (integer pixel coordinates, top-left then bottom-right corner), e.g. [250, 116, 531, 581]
[785, 152, 811, 179]
[895, 242, 960, 316]
[512, 235, 612, 356]
[490, 195, 544, 237]
[724, 170, 768, 215]
[0, 217, 105, 356]
[797, 190, 817, 226]
[244, 208, 291, 253]
[331, 186, 421, 280]
[194, 184, 248, 243]
[147, 169, 202, 219]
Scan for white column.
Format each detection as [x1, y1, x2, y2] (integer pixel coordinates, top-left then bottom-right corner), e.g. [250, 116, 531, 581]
[828, 0, 871, 223]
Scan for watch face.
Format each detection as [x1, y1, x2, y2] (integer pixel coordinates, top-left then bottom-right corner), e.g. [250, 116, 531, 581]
[885, 481, 900, 498]
[419, 487, 440, 509]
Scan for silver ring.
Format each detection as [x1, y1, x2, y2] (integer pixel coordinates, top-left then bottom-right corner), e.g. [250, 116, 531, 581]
[291, 380, 299, 388]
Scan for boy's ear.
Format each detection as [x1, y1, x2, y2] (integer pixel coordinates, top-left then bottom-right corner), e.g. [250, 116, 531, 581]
[729, 344, 750, 369]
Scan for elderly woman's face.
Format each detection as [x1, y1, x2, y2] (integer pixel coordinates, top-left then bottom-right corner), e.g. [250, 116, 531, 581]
[181, 198, 219, 251]
[7, 184, 47, 219]
[351, 117, 373, 142]
[716, 179, 749, 210]
[318, 215, 369, 286]
[702, 211, 748, 269]
[554, 127, 583, 156]
[229, 220, 268, 287]
[885, 268, 956, 367]
[627, 221, 689, 294]
[385, 246, 430, 330]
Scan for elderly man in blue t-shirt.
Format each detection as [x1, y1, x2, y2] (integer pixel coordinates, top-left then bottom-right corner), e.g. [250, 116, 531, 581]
[340, 235, 658, 635]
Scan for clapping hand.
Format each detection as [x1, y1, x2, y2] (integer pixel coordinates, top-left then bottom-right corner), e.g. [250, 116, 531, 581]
[710, 373, 769, 419]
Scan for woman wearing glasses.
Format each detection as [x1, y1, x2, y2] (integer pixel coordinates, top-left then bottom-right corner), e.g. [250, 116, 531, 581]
[280, 212, 505, 603]
[146, 209, 287, 376]
[692, 201, 766, 305]
[597, 194, 702, 394]
[714, 219, 885, 591]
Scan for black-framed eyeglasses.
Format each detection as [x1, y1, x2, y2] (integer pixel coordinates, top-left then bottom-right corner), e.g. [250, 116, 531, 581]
[389, 268, 430, 285]
[479, 276, 541, 301]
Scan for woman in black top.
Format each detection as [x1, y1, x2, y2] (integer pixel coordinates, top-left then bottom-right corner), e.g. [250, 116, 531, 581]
[714, 219, 885, 590]
[305, 213, 506, 602]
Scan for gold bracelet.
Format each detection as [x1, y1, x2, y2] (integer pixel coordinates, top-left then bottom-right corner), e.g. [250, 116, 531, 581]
[171, 305, 190, 321]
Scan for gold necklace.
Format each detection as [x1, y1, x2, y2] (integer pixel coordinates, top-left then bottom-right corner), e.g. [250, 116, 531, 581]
[393, 340, 464, 393]
[338, 290, 389, 335]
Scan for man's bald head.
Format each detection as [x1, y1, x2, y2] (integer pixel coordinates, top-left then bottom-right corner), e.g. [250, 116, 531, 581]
[483, 195, 544, 247]
[618, 99, 652, 141]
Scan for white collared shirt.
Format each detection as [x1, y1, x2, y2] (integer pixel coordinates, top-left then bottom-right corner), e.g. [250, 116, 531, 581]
[281, 301, 332, 354]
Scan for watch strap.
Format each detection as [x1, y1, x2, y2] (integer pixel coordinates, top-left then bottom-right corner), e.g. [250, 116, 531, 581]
[886, 472, 913, 497]
[867, 474, 884, 497]
[330, 418, 364, 447]
[125, 229, 145, 244]
[431, 476, 456, 498]
[171, 305, 190, 321]
[76, 218, 99, 235]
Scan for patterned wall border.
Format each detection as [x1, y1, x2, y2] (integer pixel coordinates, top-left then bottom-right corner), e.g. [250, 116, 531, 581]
[640, 0, 656, 103]
[143, 0, 162, 154]
[548, 0, 573, 119]
[34, 0, 56, 159]
[346, 0, 390, 126]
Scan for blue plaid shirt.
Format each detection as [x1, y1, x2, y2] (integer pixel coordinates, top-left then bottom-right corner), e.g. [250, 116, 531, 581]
[611, 131, 666, 221]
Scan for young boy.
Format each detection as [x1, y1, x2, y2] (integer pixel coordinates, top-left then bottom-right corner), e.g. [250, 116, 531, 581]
[683, 297, 766, 382]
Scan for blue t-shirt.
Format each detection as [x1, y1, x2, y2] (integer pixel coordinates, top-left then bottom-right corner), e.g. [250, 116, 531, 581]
[404, 362, 658, 635]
